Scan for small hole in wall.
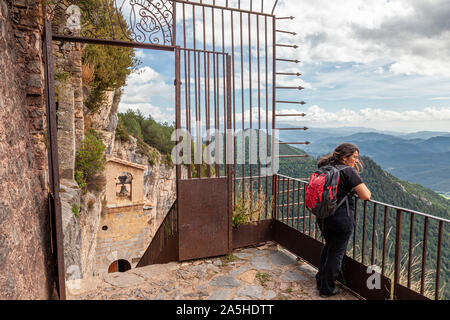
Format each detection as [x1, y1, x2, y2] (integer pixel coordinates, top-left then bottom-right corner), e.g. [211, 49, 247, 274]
[102, 225, 108, 231]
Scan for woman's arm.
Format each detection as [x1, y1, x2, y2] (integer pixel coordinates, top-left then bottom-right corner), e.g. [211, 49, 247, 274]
[354, 182, 371, 200]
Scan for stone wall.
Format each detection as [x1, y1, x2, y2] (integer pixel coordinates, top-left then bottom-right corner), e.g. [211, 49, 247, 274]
[95, 204, 152, 274]
[0, 0, 55, 299]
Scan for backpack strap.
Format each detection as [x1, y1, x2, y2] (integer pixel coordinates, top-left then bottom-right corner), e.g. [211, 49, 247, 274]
[336, 194, 351, 216]
[333, 164, 349, 171]
[334, 164, 351, 216]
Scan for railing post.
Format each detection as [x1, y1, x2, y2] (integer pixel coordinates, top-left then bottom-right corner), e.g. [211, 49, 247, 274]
[407, 212, 414, 288]
[394, 209, 402, 292]
[435, 221, 443, 300]
[371, 204, 377, 266]
[382, 206, 388, 275]
[420, 216, 429, 295]
[272, 175, 278, 220]
[362, 200, 367, 264]
[353, 197, 358, 259]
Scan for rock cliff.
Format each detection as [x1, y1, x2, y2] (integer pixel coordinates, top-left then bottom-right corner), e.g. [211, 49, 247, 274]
[58, 75, 177, 279]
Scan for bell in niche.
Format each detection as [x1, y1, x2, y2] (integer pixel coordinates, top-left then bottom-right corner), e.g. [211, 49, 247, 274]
[118, 175, 129, 196]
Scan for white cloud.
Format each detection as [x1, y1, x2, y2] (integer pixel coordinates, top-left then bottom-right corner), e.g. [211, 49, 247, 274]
[431, 97, 450, 100]
[276, 105, 450, 132]
[275, 0, 450, 77]
[119, 103, 174, 124]
[119, 66, 174, 122]
[389, 54, 450, 76]
[120, 66, 173, 105]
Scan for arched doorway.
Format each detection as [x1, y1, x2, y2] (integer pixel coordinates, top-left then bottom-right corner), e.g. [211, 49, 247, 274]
[108, 259, 131, 273]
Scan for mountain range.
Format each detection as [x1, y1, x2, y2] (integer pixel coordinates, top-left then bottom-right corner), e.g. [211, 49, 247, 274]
[278, 127, 450, 194]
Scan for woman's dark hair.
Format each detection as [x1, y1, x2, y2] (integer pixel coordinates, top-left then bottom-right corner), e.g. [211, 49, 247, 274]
[317, 142, 363, 172]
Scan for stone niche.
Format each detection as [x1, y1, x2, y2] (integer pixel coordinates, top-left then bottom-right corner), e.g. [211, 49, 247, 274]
[104, 156, 145, 206]
[95, 156, 152, 275]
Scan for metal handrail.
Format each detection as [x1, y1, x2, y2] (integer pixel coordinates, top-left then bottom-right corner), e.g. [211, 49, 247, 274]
[275, 173, 450, 223]
[272, 173, 449, 300]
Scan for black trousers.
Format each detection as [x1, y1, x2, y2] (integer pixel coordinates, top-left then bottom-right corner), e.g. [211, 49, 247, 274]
[315, 205, 354, 295]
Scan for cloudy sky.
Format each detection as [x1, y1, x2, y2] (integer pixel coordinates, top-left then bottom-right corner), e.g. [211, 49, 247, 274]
[118, 0, 450, 133]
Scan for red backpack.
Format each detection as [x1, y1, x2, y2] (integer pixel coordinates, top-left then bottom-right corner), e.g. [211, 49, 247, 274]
[305, 165, 350, 219]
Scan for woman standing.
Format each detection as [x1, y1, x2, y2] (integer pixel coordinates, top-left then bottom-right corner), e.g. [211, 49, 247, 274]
[315, 143, 371, 297]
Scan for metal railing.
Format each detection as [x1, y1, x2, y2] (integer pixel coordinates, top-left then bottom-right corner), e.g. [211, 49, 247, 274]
[136, 201, 179, 267]
[273, 174, 449, 300]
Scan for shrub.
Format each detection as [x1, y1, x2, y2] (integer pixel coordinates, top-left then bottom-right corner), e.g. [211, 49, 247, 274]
[115, 121, 131, 143]
[232, 188, 272, 227]
[75, 130, 106, 193]
[81, 63, 95, 86]
[72, 204, 80, 218]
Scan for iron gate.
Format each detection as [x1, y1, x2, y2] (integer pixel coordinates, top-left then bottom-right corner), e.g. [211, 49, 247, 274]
[175, 48, 233, 260]
[44, 0, 305, 297]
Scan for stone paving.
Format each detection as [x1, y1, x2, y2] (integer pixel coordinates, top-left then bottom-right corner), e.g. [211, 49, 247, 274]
[66, 241, 360, 300]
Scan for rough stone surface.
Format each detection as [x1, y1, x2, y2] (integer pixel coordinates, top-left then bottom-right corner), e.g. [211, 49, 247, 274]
[57, 83, 75, 180]
[103, 272, 145, 288]
[208, 289, 231, 300]
[66, 242, 360, 301]
[238, 270, 257, 284]
[283, 270, 307, 282]
[234, 253, 252, 259]
[230, 265, 251, 276]
[270, 251, 297, 266]
[60, 179, 82, 278]
[297, 263, 317, 278]
[0, 0, 54, 299]
[210, 276, 241, 288]
[250, 256, 273, 271]
[237, 285, 263, 299]
[266, 290, 277, 299]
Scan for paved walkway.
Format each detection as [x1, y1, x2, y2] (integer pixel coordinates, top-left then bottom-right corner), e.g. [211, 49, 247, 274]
[66, 241, 360, 300]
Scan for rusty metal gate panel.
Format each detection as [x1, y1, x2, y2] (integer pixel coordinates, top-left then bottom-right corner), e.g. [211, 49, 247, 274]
[178, 178, 231, 261]
[175, 46, 232, 260]
[43, 19, 66, 300]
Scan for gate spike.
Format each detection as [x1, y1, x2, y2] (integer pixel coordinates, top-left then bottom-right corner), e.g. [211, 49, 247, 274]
[276, 44, 298, 49]
[276, 100, 307, 105]
[276, 72, 301, 76]
[276, 58, 300, 63]
[276, 86, 304, 90]
[276, 30, 297, 36]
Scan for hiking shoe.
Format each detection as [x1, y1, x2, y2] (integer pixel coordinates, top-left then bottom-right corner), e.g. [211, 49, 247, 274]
[319, 287, 342, 298]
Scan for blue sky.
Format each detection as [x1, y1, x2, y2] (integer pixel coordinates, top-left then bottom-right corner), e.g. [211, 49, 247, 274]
[118, 0, 450, 133]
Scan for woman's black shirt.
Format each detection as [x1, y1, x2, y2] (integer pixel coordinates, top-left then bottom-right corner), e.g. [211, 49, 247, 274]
[318, 165, 363, 233]
[336, 166, 363, 211]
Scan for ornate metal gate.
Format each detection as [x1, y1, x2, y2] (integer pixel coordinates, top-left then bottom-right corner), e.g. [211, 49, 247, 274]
[44, 0, 306, 297]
